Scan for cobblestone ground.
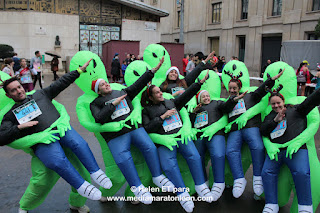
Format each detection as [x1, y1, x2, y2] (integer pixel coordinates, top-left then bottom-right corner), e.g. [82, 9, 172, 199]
[0, 74, 319, 213]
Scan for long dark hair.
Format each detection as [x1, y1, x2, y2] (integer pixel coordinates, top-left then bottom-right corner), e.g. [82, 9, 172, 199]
[296, 62, 306, 75]
[162, 76, 187, 91]
[228, 78, 242, 89]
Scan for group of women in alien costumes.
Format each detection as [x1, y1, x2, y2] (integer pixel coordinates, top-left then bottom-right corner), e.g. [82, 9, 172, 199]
[1, 44, 320, 213]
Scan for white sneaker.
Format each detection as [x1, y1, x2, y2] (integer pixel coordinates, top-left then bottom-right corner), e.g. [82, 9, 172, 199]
[18, 208, 27, 213]
[131, 184, 153, 205]
[232, 178, 247, 198]
[77, 181, 102, 200]
[178, 192, 194, 213]
[69, 204, 90, 213]
[152, 174, 175, 192]
[195, 183, 214, 203]
[262, 204, 279, 213]
[211, 182, 225, 201]
[91, 169, 112, 189]
[298, 204, 313, 213]
[253, 176, 264, 196]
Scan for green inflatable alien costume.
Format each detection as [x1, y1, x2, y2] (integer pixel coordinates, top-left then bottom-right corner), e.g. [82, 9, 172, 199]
[0, 71, 90, 212]
[260, 61, 320, 213]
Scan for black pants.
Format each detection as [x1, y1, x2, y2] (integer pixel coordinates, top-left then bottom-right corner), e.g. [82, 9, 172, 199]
[53, 71, 59, 81]
[33, 72, 43, 89]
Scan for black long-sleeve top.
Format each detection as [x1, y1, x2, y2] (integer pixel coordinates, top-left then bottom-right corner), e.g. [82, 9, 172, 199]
[190, 97, 237, 136]
[0, 70, 80, 146]
[260, 88, 320, 148]
[160, 62, 207, 94]
[228, 78, 275, 132]
[90, 69, 154, 142]
[143, 82, 202, 135]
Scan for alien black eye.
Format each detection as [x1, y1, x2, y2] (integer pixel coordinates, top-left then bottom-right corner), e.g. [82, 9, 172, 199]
[267, 73, 271, 78]
[133, 70, 140, 77]
[152, 53, 157, 58]
[93, 59, 97, 68]
[279, 69, 282, 74]
[232, 64, 237, 71]
[163, 50, 166, 56]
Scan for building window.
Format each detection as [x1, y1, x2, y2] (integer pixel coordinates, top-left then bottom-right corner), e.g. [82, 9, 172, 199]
[272, 0, 282, 16]
[238, 36, 246, 62]
[313, 0, 320, 11]
[212, 2, 222, 23]
[308, 33, 320, 40]
[177, 10, 181, 27]
[241, 0, 248, 20]
[152, 0, 158, 5]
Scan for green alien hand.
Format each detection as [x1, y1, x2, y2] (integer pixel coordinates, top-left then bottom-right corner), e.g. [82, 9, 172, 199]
[201, 115, 228, 141]
[263, 136, 281, 161]
[130, 95, 143, 129]
[148, 133, 179, 151]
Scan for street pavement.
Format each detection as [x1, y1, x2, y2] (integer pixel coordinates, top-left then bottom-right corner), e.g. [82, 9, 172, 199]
[0, 73, 319, 213]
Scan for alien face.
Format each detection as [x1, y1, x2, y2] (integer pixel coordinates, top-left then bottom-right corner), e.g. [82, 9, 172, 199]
[222, 61, 250, 92]
[197, 70, 222, 99]
[124, 60, 152, 87]
[0, 71, 13, 109]
[70, 51, 108, 96]
[263, 61, 296, 100]
[143, 44, 171, 86]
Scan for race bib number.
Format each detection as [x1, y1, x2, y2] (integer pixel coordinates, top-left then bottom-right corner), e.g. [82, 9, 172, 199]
[13, 100, 42, 124]
[20, 75, 32, 84]
[194, 111, 208, 129]
[229, 99, 246, 118]
[171, 87, 185, 95]
[106, 98, 130, 120]
[163, 112, 183, 132]
[270, 119, 287, 139]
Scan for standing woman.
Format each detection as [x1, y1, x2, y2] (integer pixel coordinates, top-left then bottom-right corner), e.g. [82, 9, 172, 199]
[16, 58, 34, 92]
[51, 56, 59, 81]
[111, 53, 121, 83]
[160, 52, 215, 97]
[225, 71, 283, 198]
[1, 58, 15, 77]
[142, 72, 214, 213]
[260, 88, 320, 213]
[296, 61, 309, 96]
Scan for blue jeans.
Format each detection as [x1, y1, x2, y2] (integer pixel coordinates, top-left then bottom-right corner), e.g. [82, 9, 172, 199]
[34, 127, 100, 189]
[226, 127, 265, 179]
[157, 140, 206, 195]
[262, 149, 312, 205]
[195, 135, 226, 183]
[107, 127, 162, 187]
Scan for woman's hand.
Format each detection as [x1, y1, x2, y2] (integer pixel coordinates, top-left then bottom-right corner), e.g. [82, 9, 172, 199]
[160, 108, 177, 120]
[234, 90, 248, 101]
[204, 51, 215, 63]
[192, 103, 202, 113]
[152, 56, 165, 73]
[271, 69, 284, 80]
[274, 108, 286, 122]
[200, 70, 209, 84]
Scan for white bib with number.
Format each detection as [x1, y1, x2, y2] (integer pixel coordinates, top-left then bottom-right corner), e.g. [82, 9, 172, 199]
[194, 111, 208, 129]
[106, 98, 131, 120]
[21, 75, 33, 84]
[171, 87, 185, 95]
[162, 112, 183, 132]
[270, 119, 287, 139]
[13, 100, 42, 124]
[229, 98, 246, 118]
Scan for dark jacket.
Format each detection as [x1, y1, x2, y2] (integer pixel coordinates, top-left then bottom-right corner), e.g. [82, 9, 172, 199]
[111, 59, 121, 76]
[0, 70, 80, 146]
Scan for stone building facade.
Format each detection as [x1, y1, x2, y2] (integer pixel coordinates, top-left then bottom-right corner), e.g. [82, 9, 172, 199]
[0, 0, 168, 63]
[156, 0, 320, 74]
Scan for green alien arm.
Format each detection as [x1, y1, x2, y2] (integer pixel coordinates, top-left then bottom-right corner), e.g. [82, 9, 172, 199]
[262, 136, 282, 161]
[178, 107, 196, 144]
[225, 97, 267, 133]
[200, 114, 228, 141]
[148, 133, 180, 151]
[185, 97, 197, 113]
[76, 96, 130, 133]
[283, 107, 320, 159]
[130, 92, 144, 129]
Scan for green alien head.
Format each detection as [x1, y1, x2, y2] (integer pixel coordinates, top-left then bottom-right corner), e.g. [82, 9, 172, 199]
[263, 61, 296, 100]
[124, 60, 152, 87]
[0, 71, 13, 109]
[70, 51, 108, 96]
[143, 44, 171, 87]
[222, 60, 250, 92]
[198, 70, 222, 100]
